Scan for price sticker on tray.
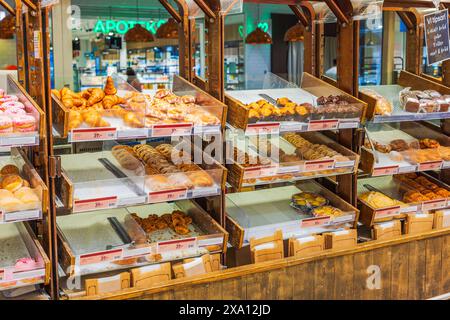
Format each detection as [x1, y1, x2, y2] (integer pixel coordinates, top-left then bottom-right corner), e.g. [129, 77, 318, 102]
[152, 123, 193, 137]
[303, 159, 335, 172]
[73, 196, 118, 213]
[70, 127, 117, 142]
[244, 165, 278, 179]
[372, 165, 399, 177]
[307, 119, 339, 131]
[246, 123, 280, 135]
[421, 198, 447, 212]
[301, 216, 331, 228]
[157, 237, 197, 254]
[418, 161, 443, 172]
[2, 209, 41, 223]
[374, 206, 401, 219]
[78, 249, 123, 266]
[148, 188, 188, 203]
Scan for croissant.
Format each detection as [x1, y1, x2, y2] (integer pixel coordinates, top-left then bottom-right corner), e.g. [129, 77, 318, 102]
[52, 89, 61, 100]
[104, 76, 117, 95]
[96, 118, 110, 127]
[103, 95, 124, 109]
[62, 96, 74, 108]
[81, 90, 91, 100]
[68, 110, 83, 130]
[110, 105, 126, 117]
[82, 110, 101, 127]
[123, 112, 144, 128]
[87, 88, 105, 106]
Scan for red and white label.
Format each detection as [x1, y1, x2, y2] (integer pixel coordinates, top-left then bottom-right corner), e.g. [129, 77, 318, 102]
[70, 127, 117, 142]
[418, 161, 443, 172]
[246, 122, 280, 135]
[301, 216, 331, 228]
[73, 196, 118, 213]
[372, 165, 399, 177]
[152, 123, 193, 137]
[421, 198, 447, 211]
[0, 268, 14, 281]
[148, 188, 187, 203]
[243, 165, 278, 179]
[374, 206, 401, 219]
[157, 237, 197, 254]
[308, 119, 339, 131]
[304, 159, 335, 172]
[78, 249, 123, 266]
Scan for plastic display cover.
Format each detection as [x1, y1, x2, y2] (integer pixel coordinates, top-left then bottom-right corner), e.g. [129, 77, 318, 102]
[312, 0, 383, 24]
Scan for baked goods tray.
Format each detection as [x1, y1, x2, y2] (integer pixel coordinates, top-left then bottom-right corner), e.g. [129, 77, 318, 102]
[226, 131, 359, 190]
[0, 75, 44, 148]
[225, 181, 358, 248]
[52, 75, 225, 141]
[360, 71, 450, 122]
[225, 72, 366, 135]
[0, 223, 50, 291]
[357, 173, 450, 226]
[0, 148, 47, 223]
[361, 122, 450, 177]
[57, 201, 227, 277]
[58, 149, 223, 214]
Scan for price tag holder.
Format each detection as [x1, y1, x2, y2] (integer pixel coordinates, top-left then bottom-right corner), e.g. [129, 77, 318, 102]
[243, 165, 278, 179]
[0, 268, 14, 281]
[303, 159, 335, 172]
[73, 196, 118, 213]
[70, 128, 117, 142]
[246, 122, 280, 135]
[0, 135, 38, 147]
[338, 120, 359, 129]
[2, 210, 41, 223]
[421, 198, 447, 211]
[148, 188, 188, 203]
[78, 249, 123, 266]
[334, 160, 356, 168]
[332, 214, 355, 224]
[277, 165, 301, 174]
[193, 125, 221, 135]
[418, 160, 443, 172]
[116, 128, 149, 140]
[152, 123, 193, 137]
[301, 216, 331, 228]
[372, 165, 399, 177]
[374, 206, 401, 219]
[157, 237, 197, 254]
[307, 119, 339, 131]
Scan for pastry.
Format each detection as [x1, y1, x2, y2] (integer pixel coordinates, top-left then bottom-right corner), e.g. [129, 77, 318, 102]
[87, 88, 106, 106]
[419, 138, 440, 149]
[104, 76, 117, 95]
[102, 95, 124, 109]
[12, 115, 36, 132]
[360, 191, 403, 208]
[1, 164, 20, 176]
[0, 115, 13, 133]
[112, 145, 141, 170]
[2, 174, 24, 192]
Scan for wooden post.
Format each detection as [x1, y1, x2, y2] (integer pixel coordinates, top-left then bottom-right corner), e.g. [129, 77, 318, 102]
[398, 10, 423, 74]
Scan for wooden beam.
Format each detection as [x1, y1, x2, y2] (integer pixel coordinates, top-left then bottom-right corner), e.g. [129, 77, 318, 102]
[324, 0, 351, 25]
[22, 0, 36, 12]
[397, 11, 415, 30]
[159, 0, 182, 23]
[0, 0, 15, 16]
[289, 5, 309, 27]
[194, 0, 216, 20]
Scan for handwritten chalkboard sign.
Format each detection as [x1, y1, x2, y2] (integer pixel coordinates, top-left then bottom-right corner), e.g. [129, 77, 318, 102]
[424, 9, 450, 65]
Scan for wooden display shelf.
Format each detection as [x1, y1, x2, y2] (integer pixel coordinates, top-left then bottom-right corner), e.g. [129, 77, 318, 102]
[225, 72, 368, 134]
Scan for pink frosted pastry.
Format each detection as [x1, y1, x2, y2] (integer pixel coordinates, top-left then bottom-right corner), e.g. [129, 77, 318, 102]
[15, 257, 38, 271]
[0, 115, 13, 133]
[13, 114, 36, 132]
[0, 95, 19, 104]
[0, 89, 4, 97]
[5, 107, 26, 116]
[1, 101, 25, 110]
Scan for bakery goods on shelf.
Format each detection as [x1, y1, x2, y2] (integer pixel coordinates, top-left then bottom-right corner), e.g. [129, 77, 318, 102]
[314, 95, 361, 119]
[130, 210, 193, 235]
[394, 173, 450, 203]
[360, 88, 393, 116]
[359, 191, 405, 208]
[291, 191, 344, 219]
[399, 87, 450, 113]
[0, 90, 37, 134]
[232, 146, 272, 167]
[243, 98, 312, 123]
[0, 164, 40, 212]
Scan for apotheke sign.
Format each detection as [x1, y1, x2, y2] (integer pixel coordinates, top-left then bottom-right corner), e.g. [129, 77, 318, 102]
[93, 19, 167, 35]
[424, 9, 450, 65]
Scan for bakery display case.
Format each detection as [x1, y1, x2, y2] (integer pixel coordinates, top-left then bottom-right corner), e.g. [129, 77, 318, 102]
[0, 148, 47, 223]
[0, 74, 45, 147]
[56, 141, 225, 214]
[225, 72, 367, 135]
[226, 181, 358, 248]
[0, 223, 50, 291]
[357, 172, 450, 226]
[360, 71, 450, 122]
[52, 75, 226, 141]
[226, 131, 359, 190]
[361, 122, 450, 176]
[57, 200, 227, 277]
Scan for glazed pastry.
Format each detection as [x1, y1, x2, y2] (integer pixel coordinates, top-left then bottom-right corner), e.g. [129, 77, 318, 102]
[87, 88, 106, 106]
[103, 76, 117, 95]
[0, 115, 12, 133]
[389, 139, 410, 152]
[419, 138, 440, 149]
[68, 110, 83, 130]
[1, 164, 20, 176]
[13, 115, 36, 133]
[102, 95, 125, 109]
[2, 174, 24, 192]
[359, 191, 404, 208]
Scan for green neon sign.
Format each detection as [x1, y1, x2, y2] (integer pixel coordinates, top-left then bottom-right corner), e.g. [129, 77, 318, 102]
[93, 19, 167, 35]
[238, 22, 270, 38]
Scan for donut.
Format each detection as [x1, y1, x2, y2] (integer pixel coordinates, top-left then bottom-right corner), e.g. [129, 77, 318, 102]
[13, 114, 36, 132]
[1, 101, 25, 110]
[0, 115, 13, 133]
[2, 174, 24, 192]
[4, 107, 26, 116]
[0, 95, 19, 104]
[1, 164, 20, 176]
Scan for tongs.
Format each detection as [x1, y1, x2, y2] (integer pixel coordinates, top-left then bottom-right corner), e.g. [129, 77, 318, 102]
[364, 130, 379, 164]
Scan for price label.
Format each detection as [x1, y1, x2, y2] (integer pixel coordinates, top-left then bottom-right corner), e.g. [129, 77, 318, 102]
[372, 165, 399, 177]
[157, 237, 197, 254]
[152, 123, 193, 137]
[70, 128, 117, 142]
[418, 160, 443, 172]
[307, 119, 339, 131]
[332, 214, 355, 224]
[277, 165, 301, 174]
[246, 123, 280, 135]
[374, 206, 401, 219]
[301, 216, 331, 228]
[243, 165, 278, 179]
[0, 268, 14, 281]
[338, 120, 359, 129]
[334, 160, 356, 168]
[304, 159, 335, 172]
[73, 196, 118, 213]
[148, 188, 187, 203]
[422, 198, 447, 211]
[2, 210, 41, 223]
[78, 249, 123, 266]
[116, 128, 149, 139]
[0, 135, 38, 147]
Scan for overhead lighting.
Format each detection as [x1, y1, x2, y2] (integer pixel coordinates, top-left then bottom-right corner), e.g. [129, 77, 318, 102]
[125, 24, 154, 43]
[245, 27, 272, 45]
[284, 23, 304, 42]
[155, 18, 178, 39]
